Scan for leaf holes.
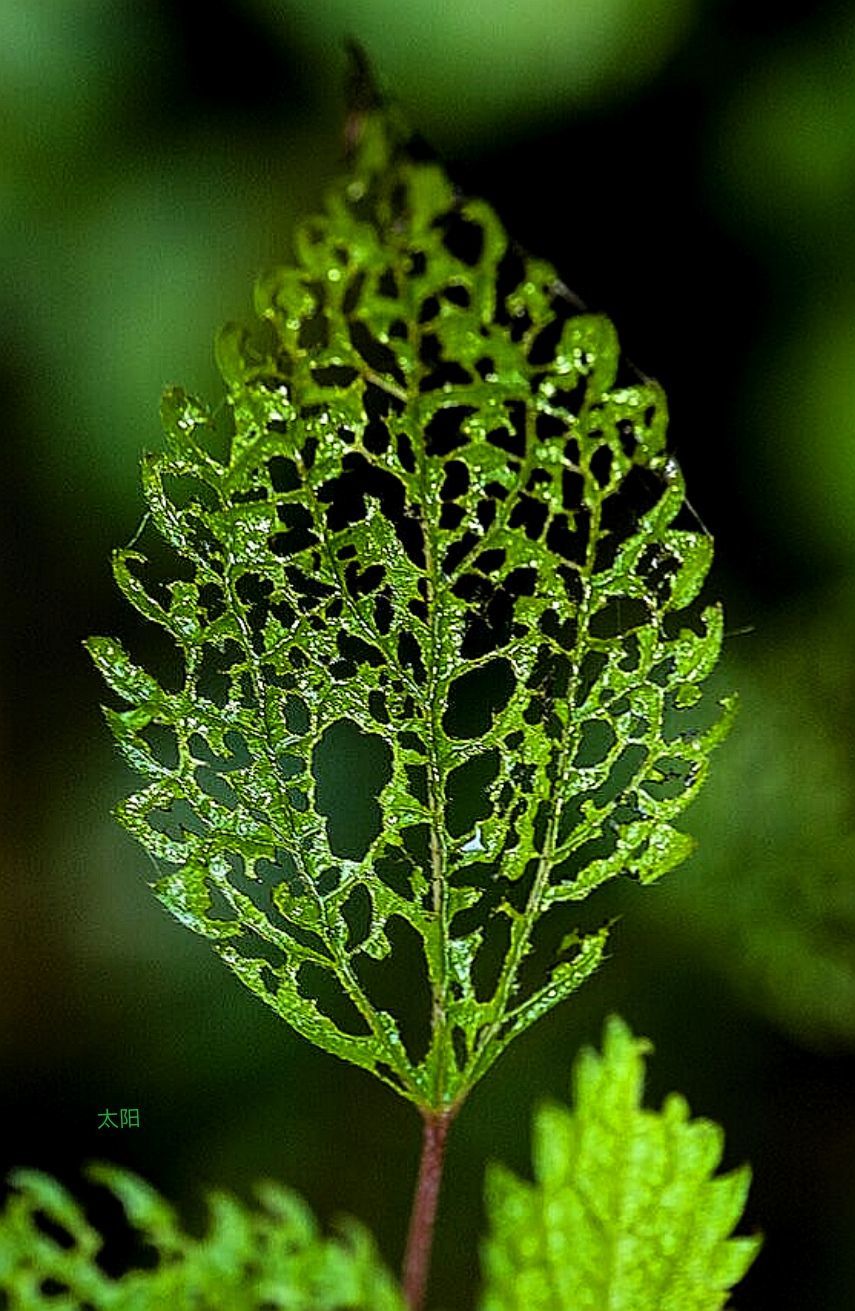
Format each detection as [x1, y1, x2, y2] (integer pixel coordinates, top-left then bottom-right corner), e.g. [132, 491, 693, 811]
[471, 911, 512, 1002]
[298, 305, 329, 352]
[546, 510, 589, 564]
[31, 1214, 75, 1252]
[296, 962, 371, 1037]
[538, 608, 577, 650]
[592, 743, 647, 809]
[39, 1279, 71, 1297]
[344, 562, 385, 597]
[401, 823, 432, 876]
[422, 362, 474, 393]
[641, 755, 696, 801]
[487, 426, 525, 460]
[312, 719, 392, 860]
[349, 320, 405, 387]
[512, 909, 589, 1009]
[368, 690, 389, 724]
[562, 469, 584, 510]
[550, 830, 618, 885]
[353, 915, 432, 1065]
[342, 883, 373, 952]
[398, 630, 427, 684]
[590, 596, 651, 639]
[376, 267, 397, 298]
[424, 405, 476, 457]
[162, 471, 218, 511]
[590, 445, 613, 488]
[194, 767, 238, 809]
[508, 495, 548, 540]
[436, 210, 484, 266]
[374, 845, 417, 901]
[255, 848, 304, 903]
[312, 364, 359, 388]
[147, 799, 206, 844]
[141, 723, 179, 770]
[397, 431, 416, 472]
[446, 750, 500, 838]
[439, 502, 465, 530]
[527, 316, 564, 367]
[494, 247, 526, 323]
[443, 657, 515, 739]
[283, 694, 310, 736]
[474, 549, 506, 574]
[374, 593, 393, 635]
[572, 719, 617, 769]
[443, 530, 479, 575]
[440, 460, 469, 500]
[418, 295, 440, 323]
[337, 631, 385, 672]
[637, 544, 678, 604]
[443, 283, 471, 308]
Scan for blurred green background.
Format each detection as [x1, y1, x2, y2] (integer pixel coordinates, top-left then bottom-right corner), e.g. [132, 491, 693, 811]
[2, 1, 855, 1307]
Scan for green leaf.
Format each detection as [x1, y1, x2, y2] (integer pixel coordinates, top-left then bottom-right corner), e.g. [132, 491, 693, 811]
[480, 1016, 761, 1311]
[0, 1166, 404, 1309]
[87, 69, 728, 1112]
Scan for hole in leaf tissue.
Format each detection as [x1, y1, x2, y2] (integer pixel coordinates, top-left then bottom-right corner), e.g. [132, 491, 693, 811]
[312, 719, 392, 859]
[141, 723, 179, 770]
[254, 848, 304, 904]
[194, 766, 238, 809]
[641, 755, 695, 800]
[39, 1278, 70, 1296]
[342, 883, 372, 951]
[33, 1212, 75, 1251]
[572, 718, 617, 768]
[283, 694, 310, 736]
[593, 742, 647, 808]
[512, 908, 599, 1006]
[267, 455, 300, 492]
[353, 916, 431, 1065]
[472, 911, 511, 1001]
[196, 639, 244, 706]
[446, 750, 500, 838]
[147, 799, 206, 844]
[590, 595, 651, 639]
[443, 658, 515, 739]
[424, 405, 476, 457]
[296, 962, 370, 1036]
[437, 211, 484, 266]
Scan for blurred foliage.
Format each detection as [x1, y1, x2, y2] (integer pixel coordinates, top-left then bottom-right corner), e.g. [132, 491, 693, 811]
[252, 0, 696, 143]
[0, 1165, 404, 1309]
[0, 1, 325, 535]
[713, 5, 855, 573]
[642, 593, 855, 1047]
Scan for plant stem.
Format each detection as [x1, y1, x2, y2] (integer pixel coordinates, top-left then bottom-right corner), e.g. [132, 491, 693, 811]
[402, 1109, 453, 1311]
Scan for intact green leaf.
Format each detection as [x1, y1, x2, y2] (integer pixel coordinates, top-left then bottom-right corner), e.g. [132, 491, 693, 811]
[0, 1166, 404, 1309]
[87, 67, 729, 1111]
[480, 1015, 761, 1311]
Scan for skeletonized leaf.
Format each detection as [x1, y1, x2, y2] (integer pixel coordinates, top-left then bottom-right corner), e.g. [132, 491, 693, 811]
[87, 67, 729, 1111]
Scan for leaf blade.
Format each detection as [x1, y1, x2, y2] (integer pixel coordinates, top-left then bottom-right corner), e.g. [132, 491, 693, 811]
[480, 1016, 761, 1311]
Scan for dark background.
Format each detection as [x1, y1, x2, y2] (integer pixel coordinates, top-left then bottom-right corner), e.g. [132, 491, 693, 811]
[3, 1, 855, 1307]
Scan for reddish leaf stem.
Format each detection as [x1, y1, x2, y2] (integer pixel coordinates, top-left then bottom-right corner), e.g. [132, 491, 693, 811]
[402, 1108, 454, 1310]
